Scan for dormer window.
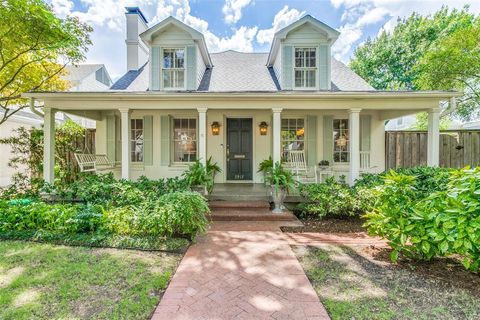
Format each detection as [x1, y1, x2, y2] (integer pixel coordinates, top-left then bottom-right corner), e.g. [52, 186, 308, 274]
[163, 48, 185, 89]
[294, 47, 316, 89]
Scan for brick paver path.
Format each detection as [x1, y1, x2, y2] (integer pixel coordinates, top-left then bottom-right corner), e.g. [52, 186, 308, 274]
[152, 229, 330, 320]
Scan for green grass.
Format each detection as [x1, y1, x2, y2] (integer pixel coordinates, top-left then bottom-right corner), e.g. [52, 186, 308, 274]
[294, 245, 480, 320]
[0, 240, 182, 319]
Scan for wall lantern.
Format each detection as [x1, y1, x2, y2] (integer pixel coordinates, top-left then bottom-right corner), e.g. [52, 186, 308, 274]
[259, 121, 268, 135]
[211, 121, 221, 135]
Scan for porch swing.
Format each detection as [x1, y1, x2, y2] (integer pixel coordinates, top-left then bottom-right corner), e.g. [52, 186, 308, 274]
[74, 133, 115, 173]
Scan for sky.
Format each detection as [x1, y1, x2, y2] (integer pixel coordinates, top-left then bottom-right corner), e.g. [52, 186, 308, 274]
[47, 0, 480, 80]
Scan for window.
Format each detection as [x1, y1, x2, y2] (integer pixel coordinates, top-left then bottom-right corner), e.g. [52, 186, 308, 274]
[333, 119, 349, 163]
[173, 118, 197, 163]
[281, 118, 305, 160]
[162, 48, 185, 89]
[131, 119, 144, 162]
[294, 47, 316, 88]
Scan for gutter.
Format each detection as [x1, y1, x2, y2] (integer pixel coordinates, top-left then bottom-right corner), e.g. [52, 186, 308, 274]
[29, 97, 44, 117]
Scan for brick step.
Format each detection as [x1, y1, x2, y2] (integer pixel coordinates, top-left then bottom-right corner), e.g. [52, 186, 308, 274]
[207, 194, 270, 201]
[209, 200, 270, 209]
[208, 208, 297, 221]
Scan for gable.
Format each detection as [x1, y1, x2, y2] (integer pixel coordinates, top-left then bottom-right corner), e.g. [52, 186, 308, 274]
[151, 24, 195, 45]
[284, 23, 329, 44]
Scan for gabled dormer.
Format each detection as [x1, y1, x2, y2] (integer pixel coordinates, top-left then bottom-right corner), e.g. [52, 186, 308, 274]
[267, 15, 340, 91]
[139, 17, 212, 91]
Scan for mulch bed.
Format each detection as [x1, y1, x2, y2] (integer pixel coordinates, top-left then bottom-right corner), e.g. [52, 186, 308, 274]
[363, 245, 480, 296]
[281, 217, 366, 233]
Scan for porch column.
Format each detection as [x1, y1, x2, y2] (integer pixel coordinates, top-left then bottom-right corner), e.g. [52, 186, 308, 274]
[272, 108, 283, 165]
[197, 107, 207, 166]
[43, 107, 56, 184]
[427, 107, 440, 166]
[349, 108, 361, 185]
[119, 108, 131, 180]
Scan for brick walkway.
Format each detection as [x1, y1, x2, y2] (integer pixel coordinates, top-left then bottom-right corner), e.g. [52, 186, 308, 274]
[152, 228, 330, 320]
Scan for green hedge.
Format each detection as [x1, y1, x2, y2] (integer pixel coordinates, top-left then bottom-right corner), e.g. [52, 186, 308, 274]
[364, 167, 480, 271]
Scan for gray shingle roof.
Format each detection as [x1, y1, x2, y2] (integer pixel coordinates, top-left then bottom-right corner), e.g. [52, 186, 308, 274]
[111, 63, 147, 90]
[113, 51, 374, 92]
[64, 64, 103, 82]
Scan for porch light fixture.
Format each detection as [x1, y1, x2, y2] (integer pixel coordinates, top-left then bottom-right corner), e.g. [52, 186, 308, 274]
[211, 121, 221, 135]
[259, 121, 268, 135]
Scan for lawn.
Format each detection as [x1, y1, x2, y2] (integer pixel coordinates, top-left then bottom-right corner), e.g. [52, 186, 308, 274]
[294, 244, 480, 320]
[0, 240, 182, 320]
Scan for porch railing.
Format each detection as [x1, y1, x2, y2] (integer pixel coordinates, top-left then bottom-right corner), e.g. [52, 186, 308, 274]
[360, 151, 370, 170]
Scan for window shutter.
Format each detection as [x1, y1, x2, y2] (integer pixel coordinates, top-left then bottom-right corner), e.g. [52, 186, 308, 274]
[160, 115, 170, 166]
[186, 45, 196, 90]
[106, 115, 116, 162]
[318, 45, 328, 90]
[306, 115, 317, 167]
[143, 115, 153, 165]
[151, 47, 160, 90]
[360, 115, 371, 151]
[323, 115, 334, 163]
[115, 116, 121, 162]
[282, 45, 293, 90]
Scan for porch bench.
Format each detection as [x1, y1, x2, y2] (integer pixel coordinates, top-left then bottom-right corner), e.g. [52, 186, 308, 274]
[74, 153, 115, 173]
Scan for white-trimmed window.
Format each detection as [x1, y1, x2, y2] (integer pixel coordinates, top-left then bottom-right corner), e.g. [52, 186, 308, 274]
[162, 48, 185, 89]
[333, 119, 349, 163]
[294, 47, 316, 88]
[131, 119, 144, 162]
[281, 118, 305, 160]
[173, 118, 197, 163]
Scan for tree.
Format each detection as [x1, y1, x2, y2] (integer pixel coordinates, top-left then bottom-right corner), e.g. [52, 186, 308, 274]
[350, 6, 479, 122]
[0, 0, 92, 125]
[415, 24, 480, 121]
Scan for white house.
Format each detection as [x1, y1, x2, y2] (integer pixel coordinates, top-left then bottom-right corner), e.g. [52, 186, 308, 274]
[0, 64, 112, 187]
[25, 7, 460, 186]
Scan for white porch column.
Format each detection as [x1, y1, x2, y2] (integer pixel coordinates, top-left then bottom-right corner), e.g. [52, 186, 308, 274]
[272, 108, 283, 165]
[427, 107, 440, 167]
[119, 108, 131, 180]
[197, 107, 208, 166]
[349, 108, 361, 185]
[43, 107, 56, 184]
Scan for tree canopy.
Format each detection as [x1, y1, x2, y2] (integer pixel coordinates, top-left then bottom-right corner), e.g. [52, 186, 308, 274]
[350, 6, 480, 122]
[0, 0, 92, 125]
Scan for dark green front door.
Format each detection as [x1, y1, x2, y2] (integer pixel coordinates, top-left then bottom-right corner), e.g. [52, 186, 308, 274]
[227, 118, 253, 180]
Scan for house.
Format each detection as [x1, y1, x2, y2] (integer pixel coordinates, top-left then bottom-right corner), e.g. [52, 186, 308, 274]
[0, 64, 112, 187]
[24, 7, 460, 186]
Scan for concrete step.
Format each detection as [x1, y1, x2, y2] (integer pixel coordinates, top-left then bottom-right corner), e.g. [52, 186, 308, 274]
[209, 200, 270, 209]
[208, 208, 297, 221]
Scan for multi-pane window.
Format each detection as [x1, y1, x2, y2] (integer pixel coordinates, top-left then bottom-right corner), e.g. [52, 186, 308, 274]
[163, 48, 185, 89]
[333, 119, 349, 163]
[294, 48, 316, 88]
[281, 118, 305, 160]
[173, 118, 197, 163]
[131, 119, 144, 162]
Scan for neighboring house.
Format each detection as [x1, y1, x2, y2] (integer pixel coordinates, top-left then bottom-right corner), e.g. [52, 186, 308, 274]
[25, 7, 459, 186]
[0, 64, 112, 187]
[385, 115, 417, 131]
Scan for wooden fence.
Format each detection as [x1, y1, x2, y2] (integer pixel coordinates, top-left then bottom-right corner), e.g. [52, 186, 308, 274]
[386, 130, 480, 170]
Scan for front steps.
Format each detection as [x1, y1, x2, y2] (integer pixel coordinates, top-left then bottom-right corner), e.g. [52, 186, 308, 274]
[208, 200, 299, 222]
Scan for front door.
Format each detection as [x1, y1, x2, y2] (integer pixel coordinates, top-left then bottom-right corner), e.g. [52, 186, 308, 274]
[227, 118, 253, 180]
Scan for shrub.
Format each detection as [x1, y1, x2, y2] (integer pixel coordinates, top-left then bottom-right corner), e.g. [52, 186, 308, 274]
[364, 167, 480, 272]
[297, 177, 358, 218]
[102, 191, 209, 239]
[0, 201, 100, 233]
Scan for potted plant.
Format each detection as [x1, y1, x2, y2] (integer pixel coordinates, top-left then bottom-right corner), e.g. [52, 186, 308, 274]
[183, 157, 221, 195]
[318, 160, 330, 170]
[257, 156, 273, 185]
[265, 162, 296, 213]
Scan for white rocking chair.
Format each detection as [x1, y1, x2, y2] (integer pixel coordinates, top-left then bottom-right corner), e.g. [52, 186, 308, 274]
[285, 150, 318, 184]
[74, 153, 115, 173]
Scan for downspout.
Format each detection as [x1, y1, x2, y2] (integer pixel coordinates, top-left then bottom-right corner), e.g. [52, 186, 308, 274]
[29, 97, 44, 118]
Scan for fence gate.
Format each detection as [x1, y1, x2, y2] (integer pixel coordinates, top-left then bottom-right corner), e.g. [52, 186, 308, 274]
[385, 130, 480, 170]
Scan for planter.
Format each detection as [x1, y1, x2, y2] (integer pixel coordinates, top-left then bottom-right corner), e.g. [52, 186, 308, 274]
[191, 185, 207, 196]
[271, 185, 287, 213]
[318, 165, 330, 171]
